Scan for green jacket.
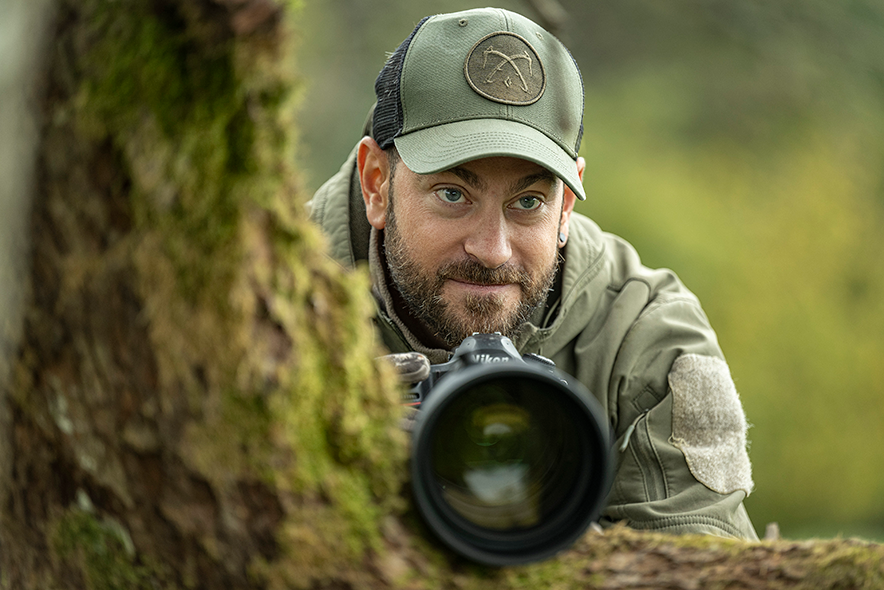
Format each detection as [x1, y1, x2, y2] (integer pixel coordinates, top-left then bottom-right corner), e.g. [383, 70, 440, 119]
[309, 143, 759, 541]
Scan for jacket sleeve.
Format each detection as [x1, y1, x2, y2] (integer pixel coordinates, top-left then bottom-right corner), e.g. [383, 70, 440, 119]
[598, 291, 759, 540]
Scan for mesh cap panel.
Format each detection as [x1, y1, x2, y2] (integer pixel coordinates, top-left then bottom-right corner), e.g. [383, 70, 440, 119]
[373, 17, 430, 149]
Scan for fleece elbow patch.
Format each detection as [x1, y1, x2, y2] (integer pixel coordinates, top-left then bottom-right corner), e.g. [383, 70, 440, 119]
[668, 354, 754, 496]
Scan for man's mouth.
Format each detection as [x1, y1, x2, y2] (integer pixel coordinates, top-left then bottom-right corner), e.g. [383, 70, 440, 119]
[437, 261, 528, 298]
[447, 278, 516, 294]
[452, 277, 505, 286]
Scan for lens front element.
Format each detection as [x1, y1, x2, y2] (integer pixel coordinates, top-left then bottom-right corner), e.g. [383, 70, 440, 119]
[411, 363, 611, 566]
[431, 380, 582, 531]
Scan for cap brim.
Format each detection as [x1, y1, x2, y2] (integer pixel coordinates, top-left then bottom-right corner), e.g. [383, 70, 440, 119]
[393, 119, 586, 200]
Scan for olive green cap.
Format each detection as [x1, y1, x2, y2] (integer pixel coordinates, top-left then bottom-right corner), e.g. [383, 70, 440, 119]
[375, 8, 586, 199]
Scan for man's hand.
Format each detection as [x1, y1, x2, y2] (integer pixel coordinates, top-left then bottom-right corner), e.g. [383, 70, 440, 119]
[377, 352, 430, 432]
[378, 351, 430, 384]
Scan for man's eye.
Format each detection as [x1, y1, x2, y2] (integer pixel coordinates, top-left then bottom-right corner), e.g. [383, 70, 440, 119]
[514, 196, 541, 211]
[437, 188, 466, 203]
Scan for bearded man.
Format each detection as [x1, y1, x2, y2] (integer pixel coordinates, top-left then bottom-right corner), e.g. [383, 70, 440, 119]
[309, 7, 758, 541]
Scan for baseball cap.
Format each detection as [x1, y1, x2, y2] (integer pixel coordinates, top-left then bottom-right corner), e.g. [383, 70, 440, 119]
[372, 8, 586, 200]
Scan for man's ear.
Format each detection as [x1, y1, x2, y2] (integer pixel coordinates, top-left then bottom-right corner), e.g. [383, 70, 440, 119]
[558, 156, 585, 247]
[357, 136, 391, 230]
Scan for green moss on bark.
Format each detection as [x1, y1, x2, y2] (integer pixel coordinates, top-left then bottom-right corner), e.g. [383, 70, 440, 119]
[49, 0, 406, 586]
[50, 508, 172, 590]
[803, 538, 884, 589]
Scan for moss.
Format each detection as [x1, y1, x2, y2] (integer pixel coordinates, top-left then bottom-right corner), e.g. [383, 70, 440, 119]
[50, 508, 173, 590]
[802, 539, 884, 589]
[65, 0, 407, 585]
[75, 0, 257, 310]
[489, 560, 573, 590]
[258, 243, 408, 586]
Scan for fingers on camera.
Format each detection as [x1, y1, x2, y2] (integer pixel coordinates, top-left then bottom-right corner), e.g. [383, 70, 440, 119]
[390, 352, 431, 383]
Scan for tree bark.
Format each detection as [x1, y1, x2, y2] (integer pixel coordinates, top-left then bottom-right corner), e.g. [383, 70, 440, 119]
[1, 0, 405, 587]
[1, 1, 882, 589]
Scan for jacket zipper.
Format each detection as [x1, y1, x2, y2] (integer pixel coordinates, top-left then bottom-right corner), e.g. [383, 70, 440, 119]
[620, 410, 667, 501]
[619, 411, 647, 452]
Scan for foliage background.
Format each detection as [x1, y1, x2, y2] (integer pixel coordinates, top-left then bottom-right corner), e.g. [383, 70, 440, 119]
[295, 0, 884, 541]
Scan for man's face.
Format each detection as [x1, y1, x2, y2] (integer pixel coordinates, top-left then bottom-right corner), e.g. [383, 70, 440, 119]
[380, 155, 569, 349]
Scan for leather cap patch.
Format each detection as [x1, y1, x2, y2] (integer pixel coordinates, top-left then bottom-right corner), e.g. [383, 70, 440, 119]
[465, 32, 545, 105]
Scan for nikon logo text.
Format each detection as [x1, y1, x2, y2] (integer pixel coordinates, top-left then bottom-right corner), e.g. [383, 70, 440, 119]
[473, 354, 512, 364]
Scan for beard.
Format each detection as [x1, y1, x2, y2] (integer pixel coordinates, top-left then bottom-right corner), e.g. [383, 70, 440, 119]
[383, 195, 560, 350]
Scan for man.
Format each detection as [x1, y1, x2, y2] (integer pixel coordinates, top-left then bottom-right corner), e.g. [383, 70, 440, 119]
[309, 7, 758, 540]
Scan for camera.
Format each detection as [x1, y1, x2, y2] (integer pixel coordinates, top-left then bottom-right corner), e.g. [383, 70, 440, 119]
[406, 333, 613, 566]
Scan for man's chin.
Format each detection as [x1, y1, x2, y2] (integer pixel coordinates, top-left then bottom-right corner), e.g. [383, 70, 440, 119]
[434, 308, 523, 348]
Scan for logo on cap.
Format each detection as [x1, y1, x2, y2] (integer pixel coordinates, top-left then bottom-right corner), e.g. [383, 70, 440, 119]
[465, 32, 546, 106]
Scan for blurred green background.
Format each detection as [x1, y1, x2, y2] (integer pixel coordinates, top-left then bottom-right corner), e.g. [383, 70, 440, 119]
[294, 0, 884, 541]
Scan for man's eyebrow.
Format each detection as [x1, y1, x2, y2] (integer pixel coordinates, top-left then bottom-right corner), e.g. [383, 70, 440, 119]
[446, 166, 486, 191]
[510, 169, 559, 195]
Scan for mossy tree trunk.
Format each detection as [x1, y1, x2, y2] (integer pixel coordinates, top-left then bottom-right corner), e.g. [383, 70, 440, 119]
[1, 0, 405, 587]
[1, 1, 883, 589]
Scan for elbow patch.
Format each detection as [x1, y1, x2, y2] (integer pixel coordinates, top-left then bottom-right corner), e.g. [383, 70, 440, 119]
[668, 354, 754, 496]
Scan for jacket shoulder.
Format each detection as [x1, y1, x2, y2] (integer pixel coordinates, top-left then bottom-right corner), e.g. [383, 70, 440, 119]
[570, 214, 697, 303]
[307, 143, 367, 267]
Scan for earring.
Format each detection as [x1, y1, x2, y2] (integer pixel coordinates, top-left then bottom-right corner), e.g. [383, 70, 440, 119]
[558, 232, 567, 245]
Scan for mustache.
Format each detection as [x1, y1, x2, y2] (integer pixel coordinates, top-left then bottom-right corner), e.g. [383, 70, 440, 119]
[437, 260, 531, 287]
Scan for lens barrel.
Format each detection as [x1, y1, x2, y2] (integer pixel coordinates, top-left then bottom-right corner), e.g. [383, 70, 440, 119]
[410, 359, 612, 566]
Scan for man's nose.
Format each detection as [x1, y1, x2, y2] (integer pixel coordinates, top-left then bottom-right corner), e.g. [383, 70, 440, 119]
[463, 211, 512, 269]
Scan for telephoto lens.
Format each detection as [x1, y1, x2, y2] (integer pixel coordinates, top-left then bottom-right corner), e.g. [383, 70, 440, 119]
[408, 334, 612, 566]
